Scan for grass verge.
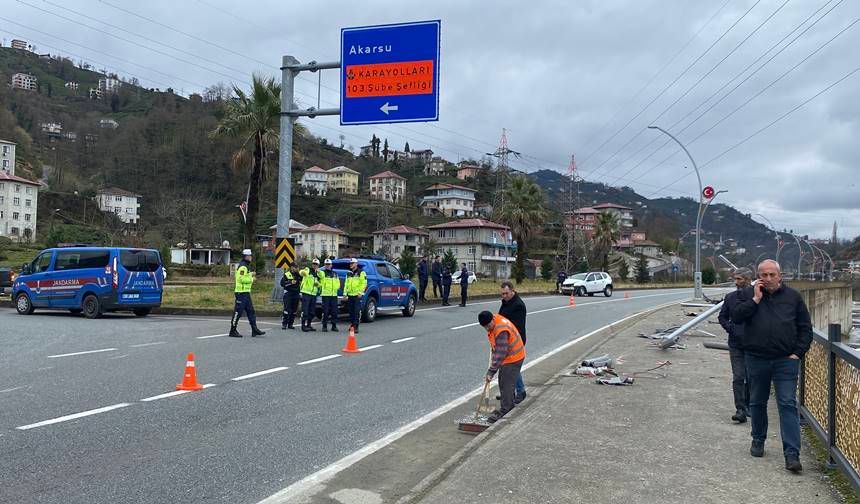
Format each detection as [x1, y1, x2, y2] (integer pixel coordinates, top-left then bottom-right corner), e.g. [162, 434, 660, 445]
[802, 425, 860, 503]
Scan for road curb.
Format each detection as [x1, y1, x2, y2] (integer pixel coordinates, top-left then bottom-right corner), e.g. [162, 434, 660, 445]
[395, 299, 684, 504]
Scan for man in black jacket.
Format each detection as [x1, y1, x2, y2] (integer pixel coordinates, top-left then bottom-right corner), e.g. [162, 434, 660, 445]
[431, 256, 442, 298]
[732, 260, 812, 473]
[499, 281, 527, 403]
[459, 264, 469, 307]
[718, 267, 752, 423]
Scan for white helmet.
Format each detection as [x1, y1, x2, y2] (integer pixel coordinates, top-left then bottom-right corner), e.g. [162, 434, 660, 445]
[241, 249, 252, 256]
[312, 258, 320, 265]
[350, 258, 358, 264]
[324, 258, 333, 265]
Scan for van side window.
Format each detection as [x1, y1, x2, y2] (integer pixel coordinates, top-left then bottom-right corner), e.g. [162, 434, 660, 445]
[32, 252, 52, 273]
[387, 264, 403, 279]
[376, 264, 391, 278]
[55, 251, 110, 271]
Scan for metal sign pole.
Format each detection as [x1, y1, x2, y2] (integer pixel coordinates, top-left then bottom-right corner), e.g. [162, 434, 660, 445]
[277, 55, 299, 241]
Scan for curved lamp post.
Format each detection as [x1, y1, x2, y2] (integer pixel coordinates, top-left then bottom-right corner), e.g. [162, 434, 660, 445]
[648, 125, 703, 299]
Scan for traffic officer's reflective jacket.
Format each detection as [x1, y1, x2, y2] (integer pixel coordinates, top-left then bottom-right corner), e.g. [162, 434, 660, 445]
[344, 268, 367, 297]
[320, 268, 340, 297]
[234, 259, 254, 293]
[299, 267, 324, 296]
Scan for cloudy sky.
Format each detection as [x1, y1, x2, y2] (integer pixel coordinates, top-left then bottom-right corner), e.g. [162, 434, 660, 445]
[4, 0, 858, 239]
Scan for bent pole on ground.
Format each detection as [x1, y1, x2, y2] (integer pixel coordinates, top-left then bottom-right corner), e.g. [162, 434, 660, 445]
[658, 301, 724, 350]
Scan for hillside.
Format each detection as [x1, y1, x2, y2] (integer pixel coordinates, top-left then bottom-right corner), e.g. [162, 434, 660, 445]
[0, 46, 828, 272]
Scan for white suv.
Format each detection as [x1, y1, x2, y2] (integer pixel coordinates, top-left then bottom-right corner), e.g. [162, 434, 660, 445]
[560, 271, 613, 297]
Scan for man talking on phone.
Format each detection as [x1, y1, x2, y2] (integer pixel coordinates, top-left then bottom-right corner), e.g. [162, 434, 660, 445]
[732, 259, 812, 473]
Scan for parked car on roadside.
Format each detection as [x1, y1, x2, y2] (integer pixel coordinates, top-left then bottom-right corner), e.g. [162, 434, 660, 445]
[0, 268, 12, 295]
[12, 247, 165, 318]
[451, 270, 477, 284]
[560, 271, 613, 297]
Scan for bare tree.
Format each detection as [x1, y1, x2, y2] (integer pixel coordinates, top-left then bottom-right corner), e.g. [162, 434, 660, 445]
[155, 190, 213, 263]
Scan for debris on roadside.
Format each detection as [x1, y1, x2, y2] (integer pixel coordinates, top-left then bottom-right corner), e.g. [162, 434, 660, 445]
[638, 327, 680, 340]
[596, 376, 634, 385]
[581, 354, 614, 368]
[703, 341, 730, 351]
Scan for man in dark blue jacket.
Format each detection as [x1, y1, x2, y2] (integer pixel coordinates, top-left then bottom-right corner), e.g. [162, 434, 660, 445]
[732, 260, 812, 473]
[718, 267, 752, 423]
[417, 256, 429, 302]
[459, 263, 469, 307]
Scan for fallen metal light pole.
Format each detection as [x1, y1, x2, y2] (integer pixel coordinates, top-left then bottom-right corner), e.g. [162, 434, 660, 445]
[658, 302, 724, 349]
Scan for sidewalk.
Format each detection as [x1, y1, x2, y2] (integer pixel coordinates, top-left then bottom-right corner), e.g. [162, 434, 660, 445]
[412, 305, 842, 504]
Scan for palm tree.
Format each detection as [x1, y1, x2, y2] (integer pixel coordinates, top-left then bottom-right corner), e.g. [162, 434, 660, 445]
[210, 74, 306, 248]
[593, 211, 621, 271]
[498, 176, 547, 283]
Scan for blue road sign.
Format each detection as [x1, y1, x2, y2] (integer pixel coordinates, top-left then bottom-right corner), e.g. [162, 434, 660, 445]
[672, 264, 680, 273]
[340, 20, 440, 125]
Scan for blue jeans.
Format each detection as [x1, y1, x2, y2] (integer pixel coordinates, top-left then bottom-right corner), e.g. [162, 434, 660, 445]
[515, 371, 525, 396]
[746, 354, 801, 456]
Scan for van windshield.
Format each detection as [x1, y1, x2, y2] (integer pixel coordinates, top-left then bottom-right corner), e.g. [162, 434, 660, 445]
[120, 250, 161, 272]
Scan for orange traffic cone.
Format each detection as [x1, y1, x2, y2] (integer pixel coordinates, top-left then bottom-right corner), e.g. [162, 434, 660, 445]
[176, 352, 204, 391]
[342, 325, 360, 354]
[624, 291, 630, 299]
[569, 294, 576, 307]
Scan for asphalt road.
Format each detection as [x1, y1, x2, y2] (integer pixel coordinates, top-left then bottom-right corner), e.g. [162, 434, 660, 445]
[0, 288, 714, 504]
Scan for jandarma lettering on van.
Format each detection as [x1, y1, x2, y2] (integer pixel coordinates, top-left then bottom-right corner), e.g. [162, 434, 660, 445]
[349, 44, 392, 55]
[53, 279, 80, 286]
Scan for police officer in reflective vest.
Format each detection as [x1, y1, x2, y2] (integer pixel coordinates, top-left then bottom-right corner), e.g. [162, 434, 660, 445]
[344, 258, 367, 333]
[320, 258, 340, 332]
[280, 263, 300, 330]
[229, 249, 266, 338]
[299, 259, 324, 332]
[478, 311, 526, 423]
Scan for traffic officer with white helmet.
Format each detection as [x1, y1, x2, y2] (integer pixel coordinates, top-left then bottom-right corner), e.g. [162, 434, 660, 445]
[299, 258, 324, 332]
[344, 258, 367, 333]
[229, 249, 266, 338]
[320, 258, 340, 332]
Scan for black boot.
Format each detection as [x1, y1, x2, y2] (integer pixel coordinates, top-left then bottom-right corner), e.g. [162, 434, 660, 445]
[750, 440, 764, 458]
[330, 325, 338, 332]
[785, 454, 802, 473]
[251, 326, 266, 337]
[732, 410, 747, 423]
[229, 328, 243, 338]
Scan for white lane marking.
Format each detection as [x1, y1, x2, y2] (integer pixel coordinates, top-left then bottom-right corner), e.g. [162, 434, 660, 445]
[297, 354, 341, 366]
[47, 348, 117, 359]
[255, 299, 682, 504]
[197, 333, 229, 339]
[0, 386, 23, 394]
[108, 354, 129, 360]
[391, 337, 415, 344]
[140, 384, 216, 402]
[130, 341, 166, 348]
[449, 291, 688, 330]
[37, 367, 54, 372]
[415, 294, 561, 312]
[16, 403, 132, 430]
[358, 344, 383, 352]
[232, 367, 289, 381]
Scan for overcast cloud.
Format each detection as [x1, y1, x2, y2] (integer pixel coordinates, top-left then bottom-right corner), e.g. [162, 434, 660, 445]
[5, 0, 858, 239]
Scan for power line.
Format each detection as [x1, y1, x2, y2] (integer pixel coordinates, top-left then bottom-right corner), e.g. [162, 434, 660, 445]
[577, 0, 764, 171]
[605, 0, 842, 187]
[644, 61, 860, 198]
[587, 0, 792, 181]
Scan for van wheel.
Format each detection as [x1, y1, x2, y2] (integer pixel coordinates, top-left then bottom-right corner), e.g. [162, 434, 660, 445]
[133, 308, 151, 317]
[82, 294, 102, 319]
[603, 285, 613, 297]
[15, 293, 34, 315]
[402, 294, 416, 317]
[362, 296, 377, 323]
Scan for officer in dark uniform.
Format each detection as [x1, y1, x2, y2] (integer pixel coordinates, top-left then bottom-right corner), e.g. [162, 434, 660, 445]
[441, 265, 452, 306]
[459, 263, 469, 307]
[229, 249, 266, 338]
[280, 263, 301, 330]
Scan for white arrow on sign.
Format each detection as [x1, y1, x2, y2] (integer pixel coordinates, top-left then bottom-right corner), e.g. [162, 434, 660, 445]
[380, 102, 399, 115]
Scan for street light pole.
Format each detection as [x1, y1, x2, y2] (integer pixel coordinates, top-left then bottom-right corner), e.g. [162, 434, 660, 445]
[754, 214, 783, 263]
[648, 125, 703, 299]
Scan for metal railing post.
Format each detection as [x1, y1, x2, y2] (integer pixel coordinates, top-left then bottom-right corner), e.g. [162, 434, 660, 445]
[827, 323, 840, 468]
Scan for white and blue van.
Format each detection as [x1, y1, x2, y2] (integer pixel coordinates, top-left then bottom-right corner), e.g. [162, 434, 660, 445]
[12, 247, 164, 318]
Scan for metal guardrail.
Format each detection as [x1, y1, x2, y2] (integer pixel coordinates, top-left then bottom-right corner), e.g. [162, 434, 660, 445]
[799, 323, 860, 493]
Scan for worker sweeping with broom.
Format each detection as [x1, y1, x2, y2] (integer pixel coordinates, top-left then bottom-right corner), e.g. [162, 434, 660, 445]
[477, 311, 526, 423]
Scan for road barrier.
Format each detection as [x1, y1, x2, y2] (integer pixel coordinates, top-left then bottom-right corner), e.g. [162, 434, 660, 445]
[799, 323, 860, 493]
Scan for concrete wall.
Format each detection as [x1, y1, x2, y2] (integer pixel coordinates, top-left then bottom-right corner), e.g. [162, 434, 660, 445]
[788, 282, 853, 336]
